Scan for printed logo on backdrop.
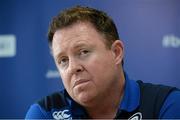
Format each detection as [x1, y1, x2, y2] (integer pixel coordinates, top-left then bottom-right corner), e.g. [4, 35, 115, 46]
[0, 34, 16, 57]
[46, 69, 60, 79]
[53, 109, 72, 120]
[162, 34, 180, 48]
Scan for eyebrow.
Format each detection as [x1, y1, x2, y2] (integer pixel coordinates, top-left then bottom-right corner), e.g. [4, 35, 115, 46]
[73, 43, 89, 49]
[54, 43, 85, 60]
[55, 42, 93, 61]
[55, 52, 64, 62]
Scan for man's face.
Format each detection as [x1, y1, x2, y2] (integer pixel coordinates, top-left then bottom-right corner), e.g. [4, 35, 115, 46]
[52, 22, 123, 106]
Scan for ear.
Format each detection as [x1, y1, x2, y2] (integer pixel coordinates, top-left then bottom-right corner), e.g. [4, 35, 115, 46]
[111, 40, 124, 65]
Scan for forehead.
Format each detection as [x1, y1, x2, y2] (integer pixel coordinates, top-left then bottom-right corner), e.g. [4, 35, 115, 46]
[53, 22, 102, 42]
[52, 22, 106, 54]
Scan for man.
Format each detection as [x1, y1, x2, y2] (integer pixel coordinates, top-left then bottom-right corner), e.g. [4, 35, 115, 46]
[26, 6, 180, 119]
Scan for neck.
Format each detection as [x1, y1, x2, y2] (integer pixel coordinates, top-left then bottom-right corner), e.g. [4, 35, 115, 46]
[86, 70, 125, 119]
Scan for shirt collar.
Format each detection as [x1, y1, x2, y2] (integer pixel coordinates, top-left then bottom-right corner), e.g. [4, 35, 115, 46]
[119, 72, 140, 112]
[64, 90, 88, 118]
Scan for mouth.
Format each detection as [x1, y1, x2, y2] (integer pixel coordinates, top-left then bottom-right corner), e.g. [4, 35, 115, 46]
[73, 79, 90, 88]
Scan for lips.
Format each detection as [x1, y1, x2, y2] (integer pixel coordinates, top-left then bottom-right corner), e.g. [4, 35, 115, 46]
[73, 79, 90, 88]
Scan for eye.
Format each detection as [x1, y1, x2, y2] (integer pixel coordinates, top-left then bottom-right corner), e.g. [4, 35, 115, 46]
[80, 50, 89, 55]
[58, 57, 69, 67]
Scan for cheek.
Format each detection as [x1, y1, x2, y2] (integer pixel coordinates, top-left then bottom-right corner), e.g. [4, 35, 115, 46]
[86, 54, 115, 79]
[59, 71, 71, 90]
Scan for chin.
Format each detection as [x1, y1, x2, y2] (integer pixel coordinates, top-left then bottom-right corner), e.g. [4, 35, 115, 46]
[76, 92, 96, 107]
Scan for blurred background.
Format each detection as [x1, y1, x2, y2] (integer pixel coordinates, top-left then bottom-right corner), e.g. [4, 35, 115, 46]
[0, 0, 180, 118]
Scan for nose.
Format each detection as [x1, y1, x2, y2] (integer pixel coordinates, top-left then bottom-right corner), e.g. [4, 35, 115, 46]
[68, 58, 84, 75]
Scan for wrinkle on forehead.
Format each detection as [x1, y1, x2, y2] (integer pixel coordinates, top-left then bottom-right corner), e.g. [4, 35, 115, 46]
[52, 34, 90, 58]
[52, 23, 90, 46]
[53, 22, 99, 44]
[52, 22, 106, 57]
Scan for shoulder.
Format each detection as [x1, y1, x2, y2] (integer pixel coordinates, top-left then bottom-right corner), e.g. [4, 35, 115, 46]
[136, 80, 179, 118]
[159, 90, 180, 118]
[25, 91, 69, 119]
[37, 91, 68, 111]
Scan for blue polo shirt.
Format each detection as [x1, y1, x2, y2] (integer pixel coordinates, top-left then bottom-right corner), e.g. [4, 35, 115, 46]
[25, 74, 180, 119]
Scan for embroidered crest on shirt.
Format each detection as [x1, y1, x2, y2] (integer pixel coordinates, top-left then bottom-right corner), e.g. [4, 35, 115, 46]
[128, 112, 142, 120]
[53, 109, 72, 120]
